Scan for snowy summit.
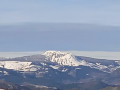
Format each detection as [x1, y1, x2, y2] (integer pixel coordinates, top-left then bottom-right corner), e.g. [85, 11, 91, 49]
[43, 51, 80, 66]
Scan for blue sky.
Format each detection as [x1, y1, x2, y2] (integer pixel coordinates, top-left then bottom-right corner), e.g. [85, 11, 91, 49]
[0, 0, 120, 52]
[1, 0, 120, 26]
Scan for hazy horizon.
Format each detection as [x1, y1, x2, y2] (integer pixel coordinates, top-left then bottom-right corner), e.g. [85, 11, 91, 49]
[0, 23, 120, 52]
[1, 51, 120, 60]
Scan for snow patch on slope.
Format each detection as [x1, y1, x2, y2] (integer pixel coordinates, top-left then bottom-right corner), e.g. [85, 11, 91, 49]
[0, 61, 36, 71]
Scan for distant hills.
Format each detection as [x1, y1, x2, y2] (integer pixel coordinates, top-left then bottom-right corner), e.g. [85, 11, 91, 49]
[0, 51, 120, 89]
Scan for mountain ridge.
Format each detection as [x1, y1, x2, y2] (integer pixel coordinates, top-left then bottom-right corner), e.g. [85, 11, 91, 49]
[0, 51, 120, 73]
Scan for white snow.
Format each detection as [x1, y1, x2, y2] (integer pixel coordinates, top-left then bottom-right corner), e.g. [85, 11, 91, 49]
[49, 65, 59, 69]
[75, 68, 81, 70]
[0, 61, 34, 71]
[62, 68, 68, 72]
[43, 51, 80, 66]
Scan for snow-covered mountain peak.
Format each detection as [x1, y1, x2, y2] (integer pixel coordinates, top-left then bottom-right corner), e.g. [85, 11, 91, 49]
[43, 51, 80, 66]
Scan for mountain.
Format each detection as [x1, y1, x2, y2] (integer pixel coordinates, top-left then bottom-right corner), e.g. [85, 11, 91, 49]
[1, 51, 120, 72]
[43, 51, 80, 66]
[0, 51, 120, 89]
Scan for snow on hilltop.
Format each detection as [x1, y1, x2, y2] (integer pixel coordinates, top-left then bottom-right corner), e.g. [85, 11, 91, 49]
[0, 61, 30, 71]
[43, 51, 110, 71]
[43, 51, 80, 66]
